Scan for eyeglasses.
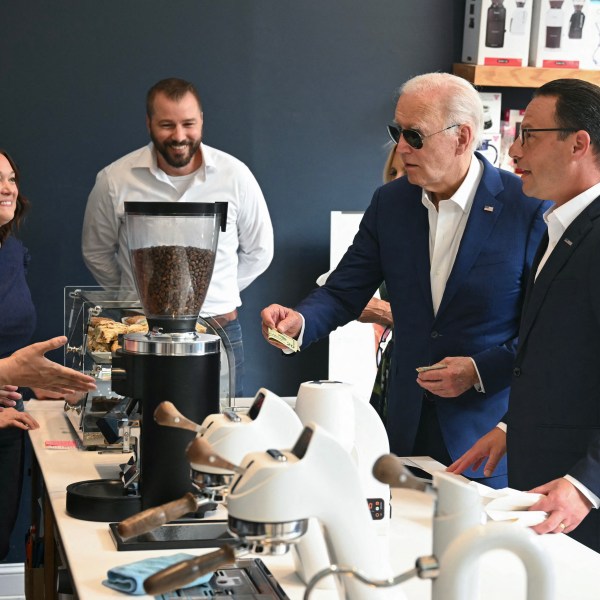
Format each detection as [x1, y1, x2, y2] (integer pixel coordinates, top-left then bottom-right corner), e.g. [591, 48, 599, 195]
[387, 123, 459, 150]
[518, 127, 578, 145]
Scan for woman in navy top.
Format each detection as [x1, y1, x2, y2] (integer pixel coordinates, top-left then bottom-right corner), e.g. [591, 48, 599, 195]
[0, 149, 40, 560]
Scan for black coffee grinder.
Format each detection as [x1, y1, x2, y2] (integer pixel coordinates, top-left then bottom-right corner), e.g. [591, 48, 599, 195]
[113, 200, 228, 510]
[66, 201, 227, 521]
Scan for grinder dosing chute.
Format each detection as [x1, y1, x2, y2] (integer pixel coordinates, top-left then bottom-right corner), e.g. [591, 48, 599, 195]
[125, 201, 228, 333]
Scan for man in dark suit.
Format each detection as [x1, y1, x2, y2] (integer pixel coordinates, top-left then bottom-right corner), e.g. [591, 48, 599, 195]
[448, 78, 600, 552]
[261, 73, 548, 489]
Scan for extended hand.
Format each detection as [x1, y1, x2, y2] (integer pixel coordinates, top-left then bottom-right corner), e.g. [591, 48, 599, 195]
[529, 478, 593, 536]
[0, 336, 96, 395]
[260, 304, 303, 350]
[447, 427, 507, 477]
[416, 356, 479, 397]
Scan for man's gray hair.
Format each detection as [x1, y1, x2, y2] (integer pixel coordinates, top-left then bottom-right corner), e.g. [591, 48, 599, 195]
[399, 72, 484, 153]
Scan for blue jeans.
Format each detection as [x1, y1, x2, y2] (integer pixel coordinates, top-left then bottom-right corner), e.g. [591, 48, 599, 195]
[220, 319, 244, 398]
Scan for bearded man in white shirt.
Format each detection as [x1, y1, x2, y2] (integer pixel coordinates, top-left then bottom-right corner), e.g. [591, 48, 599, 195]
[82, 78, 274, 396]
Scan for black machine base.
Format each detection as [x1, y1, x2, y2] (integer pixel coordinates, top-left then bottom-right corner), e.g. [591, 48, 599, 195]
[156, 558, 289, 599]
[66, 479, 141, 522]
[108, 520, 236, 551]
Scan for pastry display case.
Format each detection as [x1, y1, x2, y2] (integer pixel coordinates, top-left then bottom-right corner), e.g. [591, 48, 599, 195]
[63, 286, 144, 450]
[62, 286, 234, 450]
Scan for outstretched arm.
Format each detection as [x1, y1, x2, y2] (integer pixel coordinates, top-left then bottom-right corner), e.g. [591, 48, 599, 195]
[0, 336, 96, 395]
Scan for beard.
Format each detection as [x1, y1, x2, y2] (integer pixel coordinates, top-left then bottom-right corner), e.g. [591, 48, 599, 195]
[151, 133, 201, 169]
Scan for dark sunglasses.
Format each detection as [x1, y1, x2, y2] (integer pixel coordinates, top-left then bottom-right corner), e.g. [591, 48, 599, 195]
[387, 123, 459, 150]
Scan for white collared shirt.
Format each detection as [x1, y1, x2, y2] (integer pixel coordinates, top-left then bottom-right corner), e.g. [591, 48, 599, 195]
[535, 181, 600, 279]
[82, 143, 274, 315]
[422, 156, 484, 315]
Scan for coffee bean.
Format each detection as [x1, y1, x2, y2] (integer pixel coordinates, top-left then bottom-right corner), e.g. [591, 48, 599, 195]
[131, 246, 216, 317]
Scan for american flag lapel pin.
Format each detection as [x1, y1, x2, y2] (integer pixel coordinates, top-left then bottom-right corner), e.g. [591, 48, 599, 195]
[484, 205, 494, 212]
[564, 238, 573, 246]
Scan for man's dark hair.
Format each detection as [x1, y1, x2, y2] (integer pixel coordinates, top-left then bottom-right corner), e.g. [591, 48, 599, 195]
[0, 149, 29, 244]
[146, 78, 202, 118]
[534, 79, 600, 157]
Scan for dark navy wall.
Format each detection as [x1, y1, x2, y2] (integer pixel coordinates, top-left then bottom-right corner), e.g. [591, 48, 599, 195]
[1, 0, 466, 397]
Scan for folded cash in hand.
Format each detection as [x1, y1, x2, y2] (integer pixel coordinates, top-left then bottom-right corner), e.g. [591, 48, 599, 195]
[268, 327, 300, 352]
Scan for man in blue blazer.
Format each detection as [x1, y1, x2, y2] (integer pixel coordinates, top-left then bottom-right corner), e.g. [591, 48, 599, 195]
[449, 79, 600, 552]
[262, 73, 548, 488]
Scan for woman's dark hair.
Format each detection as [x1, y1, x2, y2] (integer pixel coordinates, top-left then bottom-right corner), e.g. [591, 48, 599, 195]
[0, 149, 30, 244]
[534, 79, 600, 159]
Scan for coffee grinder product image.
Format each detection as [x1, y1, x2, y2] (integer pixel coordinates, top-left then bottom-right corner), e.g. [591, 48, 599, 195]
[546, 0, 566, 47]
[486, 0, 507, 46]
[510, 0, 529, 34]
[569, 0, 586, 38]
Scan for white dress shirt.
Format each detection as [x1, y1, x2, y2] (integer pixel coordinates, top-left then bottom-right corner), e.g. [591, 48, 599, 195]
[423, 156, 486, 389]
[423, 156, 483, 316]
[82, 143, 274, 316]
[535, 181, 600, 279]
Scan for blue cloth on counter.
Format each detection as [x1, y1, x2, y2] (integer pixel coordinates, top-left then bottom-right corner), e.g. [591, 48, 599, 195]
[102, 553, 213, 595]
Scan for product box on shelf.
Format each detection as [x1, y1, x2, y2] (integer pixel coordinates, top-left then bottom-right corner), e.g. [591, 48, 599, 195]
[462, 0, 533, 66]
[479, 91, 503, 133]
[530, 0, 600, 69]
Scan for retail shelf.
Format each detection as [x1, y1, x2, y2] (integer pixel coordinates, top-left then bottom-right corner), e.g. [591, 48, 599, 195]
[453, 63, 600, 88]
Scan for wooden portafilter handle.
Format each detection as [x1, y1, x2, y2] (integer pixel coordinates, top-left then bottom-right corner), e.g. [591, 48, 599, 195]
[117, 493, 202, 540]
[154, 401, 205, 433]
[372, 454, 430, 492]
[143, 545, 237, 596]
[186, 437, 245, 475]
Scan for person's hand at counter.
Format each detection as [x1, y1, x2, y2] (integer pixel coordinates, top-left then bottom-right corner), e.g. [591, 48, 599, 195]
[0, 336, 96, 395]
[528, 478, 593, 536]
[0, 407, 39, 430]
[447, 426, 507, 477]
[0, 385, 21, 407]
[260, 304, 302, 350]
[416, 356, 479, 397]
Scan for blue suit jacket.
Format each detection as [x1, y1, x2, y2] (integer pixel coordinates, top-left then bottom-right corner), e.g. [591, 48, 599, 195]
[296, 154, 549, 478]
